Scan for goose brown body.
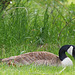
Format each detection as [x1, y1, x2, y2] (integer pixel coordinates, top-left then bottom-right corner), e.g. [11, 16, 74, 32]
[1, 45, 75, 66]
[1, 51, 61, 66]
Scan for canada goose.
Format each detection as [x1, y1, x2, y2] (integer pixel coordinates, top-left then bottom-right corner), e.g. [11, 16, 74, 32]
[0, 45, 75, 66]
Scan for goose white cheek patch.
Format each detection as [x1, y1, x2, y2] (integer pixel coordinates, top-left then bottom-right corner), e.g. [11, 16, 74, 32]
[67, 46, 73, 56]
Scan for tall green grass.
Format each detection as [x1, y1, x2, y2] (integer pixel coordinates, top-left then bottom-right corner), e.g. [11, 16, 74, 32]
[0, 0, 75, 57]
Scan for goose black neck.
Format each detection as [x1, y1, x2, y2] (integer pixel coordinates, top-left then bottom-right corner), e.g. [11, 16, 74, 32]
[59, 45, 71, 61]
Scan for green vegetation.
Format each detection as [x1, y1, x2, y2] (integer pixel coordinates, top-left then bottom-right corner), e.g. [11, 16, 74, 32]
[0, 64, 75, 75]
[0, 0, 75, 75]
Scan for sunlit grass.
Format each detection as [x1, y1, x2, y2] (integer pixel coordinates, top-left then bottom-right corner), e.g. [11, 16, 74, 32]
[0, 63, 75, 75]
[67, 0, 75, 4]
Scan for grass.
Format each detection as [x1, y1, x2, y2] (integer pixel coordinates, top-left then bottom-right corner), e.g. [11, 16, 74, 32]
[0, 0, 75, 75]
[0, 63, 75, 75]
[0, 0, 75, 57]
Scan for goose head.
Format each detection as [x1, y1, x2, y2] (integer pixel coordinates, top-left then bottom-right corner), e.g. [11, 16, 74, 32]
[59, 45, 75, 66]
[67, 45, 75, 59]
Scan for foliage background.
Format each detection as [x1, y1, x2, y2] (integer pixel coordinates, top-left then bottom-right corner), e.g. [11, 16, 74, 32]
[0, 0, 75, 58]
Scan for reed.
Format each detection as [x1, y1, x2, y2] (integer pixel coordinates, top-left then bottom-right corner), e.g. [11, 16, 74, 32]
[0, 0, 75, 59]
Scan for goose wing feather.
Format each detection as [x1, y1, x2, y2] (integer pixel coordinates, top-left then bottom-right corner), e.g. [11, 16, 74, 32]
[14, 51, 61, 66]
[1, 51, 61, 66]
